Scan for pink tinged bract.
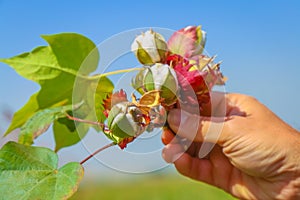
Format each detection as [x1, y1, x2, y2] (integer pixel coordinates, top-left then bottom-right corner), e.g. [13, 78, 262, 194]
[167, 25, 206, 60]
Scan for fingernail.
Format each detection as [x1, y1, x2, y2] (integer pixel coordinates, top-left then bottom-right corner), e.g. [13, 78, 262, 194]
[162, 146, 173, 163]
[162, 145, 184, 163]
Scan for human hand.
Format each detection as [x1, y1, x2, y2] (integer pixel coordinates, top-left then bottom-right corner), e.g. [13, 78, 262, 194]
[162, 93, 300, 200]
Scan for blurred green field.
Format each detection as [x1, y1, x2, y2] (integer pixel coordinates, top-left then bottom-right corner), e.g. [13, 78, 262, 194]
[70, 174, 237, 200]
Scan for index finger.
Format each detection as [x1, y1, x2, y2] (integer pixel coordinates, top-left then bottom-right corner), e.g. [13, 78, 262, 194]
[167, 109, 238, 145]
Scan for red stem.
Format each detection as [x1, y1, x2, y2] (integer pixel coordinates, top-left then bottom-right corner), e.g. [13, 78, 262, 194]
[80, 142, 116, 165]
[66, 113, 104, 128]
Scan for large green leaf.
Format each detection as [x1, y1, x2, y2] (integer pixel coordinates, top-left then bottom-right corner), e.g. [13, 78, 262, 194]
[53, 77, 113, 152]
[0, 33, 98, 83]
[90, 77, 115, 123]
[41, 33, 99, 75]
[53, 120, 89, 152]
[0, 142, 83, 200]
[0, 33, 114, 150]
[4, 73, 76, 136]
[0, 46, 61, 82]
[19, 102, 83, 146]
[4, 93, 40, 135]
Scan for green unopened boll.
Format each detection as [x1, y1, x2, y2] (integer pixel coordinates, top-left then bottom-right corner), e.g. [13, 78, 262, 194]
[107, 102, 145, 139]
[131, 30, 168, 65]
[132, 63, 178, 105]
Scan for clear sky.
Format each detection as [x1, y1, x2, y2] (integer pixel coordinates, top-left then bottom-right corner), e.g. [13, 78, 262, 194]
[0, 0, 300, 176]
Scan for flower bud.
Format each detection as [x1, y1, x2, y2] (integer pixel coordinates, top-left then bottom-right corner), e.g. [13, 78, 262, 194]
[107, 102, 145, 139]
[132, 63, 178, 105]
[131, 30, 168, 65]
[168, 25, 206, 60]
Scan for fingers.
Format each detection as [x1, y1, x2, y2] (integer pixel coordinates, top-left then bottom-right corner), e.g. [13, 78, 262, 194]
[162, 142, 235, 191]
[162, 143, 184, 163]
[202, 92, 249, 117]
[179, 91, 228, 116]
[174, 152, 214, 185]
[167, 109, 234, 144]
[201, 91, 227, 116]
[161, 128, 176, 145]
[162, 143, 214, 185]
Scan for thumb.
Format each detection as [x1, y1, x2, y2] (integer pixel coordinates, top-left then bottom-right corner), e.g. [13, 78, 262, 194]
[167, 109, 233, 145]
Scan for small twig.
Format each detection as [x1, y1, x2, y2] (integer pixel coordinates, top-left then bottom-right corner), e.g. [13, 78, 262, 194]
[88, 67, 143, 80]
[80, 142, 116, 165]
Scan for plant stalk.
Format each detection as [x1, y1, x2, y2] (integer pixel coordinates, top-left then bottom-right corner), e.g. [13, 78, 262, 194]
[80, 142, 116, 165]
[88, 67, 143, 80]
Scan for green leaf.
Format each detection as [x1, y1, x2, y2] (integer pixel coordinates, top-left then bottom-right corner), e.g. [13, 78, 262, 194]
[1, 33, 114, 150]
[0, 46, 61, 82]
[41, 33, 99, 75]
[0, 141, 83, 200]
[19, 102, 83, 146]
[4, 73, 75, 137]
[53, 119, 89, 152]
[91, 77, 115, 123]
[0, 33, 99, 83]
[53, 77, 113, 152]
[4, 93, 40, 136]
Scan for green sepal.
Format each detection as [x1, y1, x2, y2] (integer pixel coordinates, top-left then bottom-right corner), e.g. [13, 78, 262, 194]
[136, 42, 153, 65]
[154, 32, 168, 61]
[160, 68, 178, 105]
[109, 113, 135, 138]
[143, 68, 155, 92]
[107, 103, 135, 138]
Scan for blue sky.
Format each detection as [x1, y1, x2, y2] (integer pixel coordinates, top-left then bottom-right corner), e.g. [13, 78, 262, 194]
[0, 0, 300, 176]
